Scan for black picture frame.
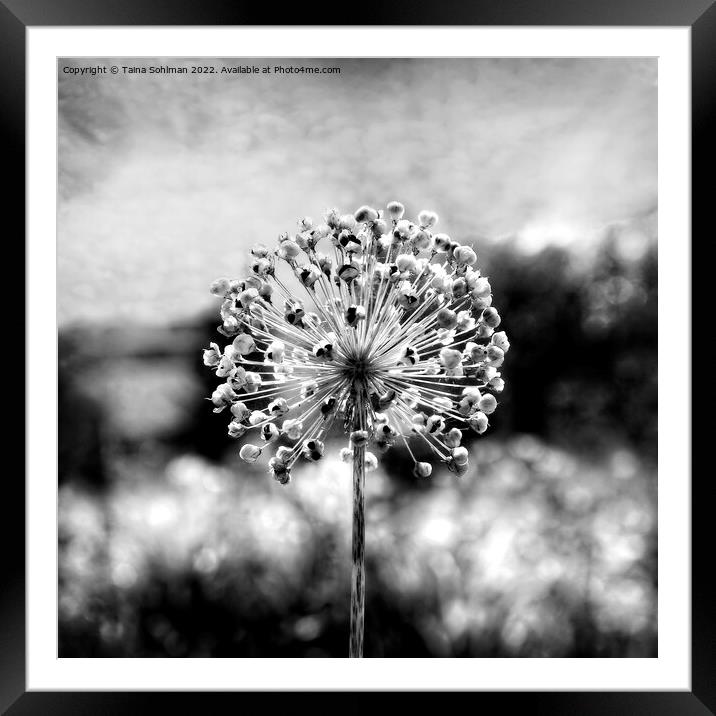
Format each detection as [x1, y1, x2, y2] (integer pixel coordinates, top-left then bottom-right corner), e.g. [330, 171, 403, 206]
[3, 1, 709, 713]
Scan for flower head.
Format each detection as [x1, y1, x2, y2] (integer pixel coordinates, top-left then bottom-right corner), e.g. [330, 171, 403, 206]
[204, 203, 508, 483]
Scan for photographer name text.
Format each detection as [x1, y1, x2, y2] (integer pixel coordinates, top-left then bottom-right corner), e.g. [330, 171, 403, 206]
[62, 64, 341, 77]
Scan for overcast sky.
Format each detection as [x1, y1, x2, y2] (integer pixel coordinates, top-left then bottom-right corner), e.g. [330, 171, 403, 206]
[58, 58, 657, 327]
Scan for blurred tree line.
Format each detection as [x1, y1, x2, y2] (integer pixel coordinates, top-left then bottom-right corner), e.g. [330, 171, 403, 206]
[483, 233, 657, 460]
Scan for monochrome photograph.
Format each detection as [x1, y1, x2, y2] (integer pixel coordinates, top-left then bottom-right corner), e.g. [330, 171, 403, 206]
[57, 56, 658, 659]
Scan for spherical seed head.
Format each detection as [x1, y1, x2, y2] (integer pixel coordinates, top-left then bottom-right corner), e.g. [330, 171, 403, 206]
[203, 202, 508, 482]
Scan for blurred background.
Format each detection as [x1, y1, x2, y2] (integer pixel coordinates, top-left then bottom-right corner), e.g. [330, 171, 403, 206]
[58, 58, 657, 657]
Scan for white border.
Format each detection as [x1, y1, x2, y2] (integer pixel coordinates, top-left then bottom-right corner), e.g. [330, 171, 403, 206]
[28, 27, 690, 691]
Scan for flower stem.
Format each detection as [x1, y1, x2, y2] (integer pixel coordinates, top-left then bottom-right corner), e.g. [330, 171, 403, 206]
[349, 438, 366, 657]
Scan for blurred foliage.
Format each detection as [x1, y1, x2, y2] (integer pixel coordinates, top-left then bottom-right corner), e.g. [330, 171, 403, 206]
[481, 231, 657, 460]
[58, 233, 657, 657]
[59, 438, 655, 657]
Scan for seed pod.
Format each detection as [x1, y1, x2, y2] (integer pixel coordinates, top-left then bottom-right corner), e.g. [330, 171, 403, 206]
[433, 233, 452, 252]
[302, 438, 325, 461]
[261, 423, 280, 443]
[436, 308, 458, 330]
[432, 396, 453, 413]
[485, 345, 505, 367]
[411, 230, 434, 252]
[284, 300, 305, 326]
[478, 393, 498, 415]
[365, 452, 379, 472]
[321, 397, 337, 417]
[210, 277, 232, 297]
[481, 307, 501, 329]
[386, 201, 405, 220]
[244, 371, 261, 391]
[466, 342, 487, 363]
[399, 345, 420, 366]
[216, 354, 235, 378]
[372, 218, 388, 237]
[266, 340, 285, 364]
[278, 240, 302, 260]
[269, 457, 291, 484]
[413, 462, 433, 478]
[202, 343, 222, 367]
[296, 264, 321, 288]
[237, 288, 258, 308]
[418, 210, 438, 229]
[268, 398, 289, 417]
[344, 304, 366, 327]
[445, 427, 463, 448]
[227, 366, 247, 391]
[453, 245, 477, 266]
[275, 446, 293, 463]
[471, 277, 492, 299]
[396, 254, 417, 273]
[468, 411, 489, 434]
[339, 232, 363, 253]
[239, 444, 262, 463]
[248, 410, 268, 426]
[338, 261, 361, 284]
[228, 421, 247, 439]
[456, 311, 475, 332]
[338, 214, 357, 231]
[232, 333, 256, 356]
[282, 419, 304, 441]
[439, 347, 462, 370]
[354, 205, 379, 223]
[211, 384, 237, 412]
[250, 244, 270, 258]
[230, 401, 250, 422]
[393, 219, 415, 242]
[452, 277, 467, 299]
[411, 413, 427, 434]
[426, 415, 446, 434]
[313, 340, 334, 360]
[491, 331, 510, 353]
[324, 207, 340, 228]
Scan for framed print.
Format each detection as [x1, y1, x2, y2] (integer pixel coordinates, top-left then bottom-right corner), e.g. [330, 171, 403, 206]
[4, 0, 710, 713]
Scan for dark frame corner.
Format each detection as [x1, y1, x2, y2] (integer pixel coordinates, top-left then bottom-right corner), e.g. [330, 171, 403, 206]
[4, 0, 711, 713]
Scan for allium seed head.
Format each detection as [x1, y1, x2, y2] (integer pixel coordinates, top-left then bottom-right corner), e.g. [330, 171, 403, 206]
[204, 202, 508, 482]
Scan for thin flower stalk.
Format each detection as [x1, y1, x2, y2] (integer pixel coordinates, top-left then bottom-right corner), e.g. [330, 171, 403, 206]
[203, 202, 509, 656]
